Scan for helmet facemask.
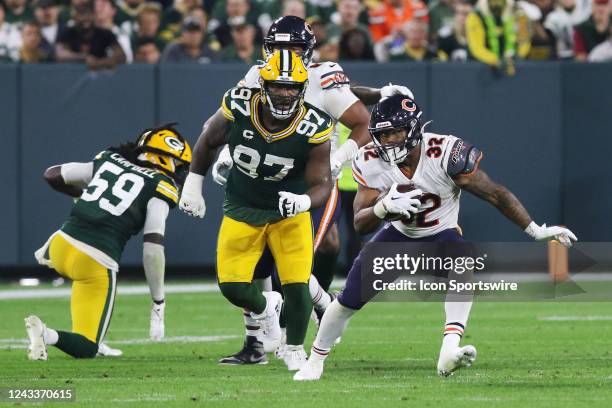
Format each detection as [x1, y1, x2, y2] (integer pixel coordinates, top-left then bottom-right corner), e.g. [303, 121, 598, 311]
[371, 118, 422, 165]
[259, 49, 309, 120]
[260, 80, 307, 120]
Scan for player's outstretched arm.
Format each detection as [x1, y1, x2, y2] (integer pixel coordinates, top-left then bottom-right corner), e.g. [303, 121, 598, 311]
[454, 168, 577, 247]
[180, 109, 229, 218]
[43, 162, 94, 198]
[142, 197, 170, 340]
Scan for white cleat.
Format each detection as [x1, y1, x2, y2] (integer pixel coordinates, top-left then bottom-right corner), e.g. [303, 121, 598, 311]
[275, 344, 287, 360]
[294, 358, 324, 381]
[150, 302, 165, 341]
[24, 315, 47, 361]
[252, 291, 283, 353]
[97, 342, 123, 357]
[437, 345, 477, 377]
[283, 345, 308, 371]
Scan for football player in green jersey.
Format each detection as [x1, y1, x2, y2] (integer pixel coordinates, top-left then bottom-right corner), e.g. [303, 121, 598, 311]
[25, 124, 191, 360]
[180, 50, 333, 371]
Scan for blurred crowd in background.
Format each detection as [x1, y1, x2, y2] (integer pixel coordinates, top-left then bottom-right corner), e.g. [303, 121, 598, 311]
[1, 0, 610, 70]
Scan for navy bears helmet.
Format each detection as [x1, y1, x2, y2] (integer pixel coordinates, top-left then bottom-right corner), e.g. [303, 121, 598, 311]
[368, 95, 424, 164]
[264, 16, 316, 65]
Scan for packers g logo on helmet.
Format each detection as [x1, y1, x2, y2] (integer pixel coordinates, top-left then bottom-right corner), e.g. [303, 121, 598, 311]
[259, 49, 308, 120]
[137, 123, 192, 174]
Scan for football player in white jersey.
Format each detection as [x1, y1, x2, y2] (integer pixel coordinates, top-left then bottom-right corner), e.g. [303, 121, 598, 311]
[294, 94, 577, 381]
[210, 15, 414, 366]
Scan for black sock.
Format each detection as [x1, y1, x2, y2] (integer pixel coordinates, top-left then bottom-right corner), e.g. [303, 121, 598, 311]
[313, 251, 338, 292]
[55, 331, 98, 359]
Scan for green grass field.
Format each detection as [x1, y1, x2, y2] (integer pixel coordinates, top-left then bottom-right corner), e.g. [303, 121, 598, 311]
[2, 282, 612, 407]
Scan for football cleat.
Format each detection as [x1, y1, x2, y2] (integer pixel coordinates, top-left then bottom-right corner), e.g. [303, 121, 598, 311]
[24, 315, 47, 361]
[150, 302, 165, 341]
[437, 345, 477, 377]
[293, 357, 324, 381]
[97, 342, 123, 357]
[283, 345, 307, 371]
[251, 291, 283, 353]
[218, 336, 268, 365]
[275, 344, 287, 360]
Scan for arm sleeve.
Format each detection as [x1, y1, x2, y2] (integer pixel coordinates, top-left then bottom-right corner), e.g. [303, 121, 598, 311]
[319, 63, 359, 120]
[465, 13, 500, 66]
[60, 162, 94, 188]
[154, 178, 179, 208]
[143, 197, 170, 236]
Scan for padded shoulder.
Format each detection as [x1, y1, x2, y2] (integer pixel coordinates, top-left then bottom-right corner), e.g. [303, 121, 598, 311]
[310, 61, 350, 89]
[446, 138, 483, 177]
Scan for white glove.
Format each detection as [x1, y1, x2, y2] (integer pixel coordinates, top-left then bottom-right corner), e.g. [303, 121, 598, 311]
[525, 222, 577, 248]
[212, 145, 233, 185]
[179, 172, 206, 218]
[331, 139, 359, 180]
[373, 183, 422, 220]
[380, 83, 415, 101]
[278, 191, 311, 218]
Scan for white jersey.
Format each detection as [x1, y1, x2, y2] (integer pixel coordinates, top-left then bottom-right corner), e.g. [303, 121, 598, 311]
[352, 132, 470, 238]
[242, 61, 359, 151]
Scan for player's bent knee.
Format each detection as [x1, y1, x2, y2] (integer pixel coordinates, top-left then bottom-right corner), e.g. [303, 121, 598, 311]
[337, 291, 365, 311]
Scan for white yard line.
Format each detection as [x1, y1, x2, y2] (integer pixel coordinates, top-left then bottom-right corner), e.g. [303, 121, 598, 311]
[538, 316, 612, 321]
[0, 283, 220, 300]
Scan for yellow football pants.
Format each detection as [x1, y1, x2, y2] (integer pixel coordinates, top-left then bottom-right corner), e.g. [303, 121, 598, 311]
[217, 213, 313, 285]
[49, 234, 116, 343]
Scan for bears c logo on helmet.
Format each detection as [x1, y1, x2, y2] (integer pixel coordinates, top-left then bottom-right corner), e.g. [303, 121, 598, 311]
[402, 99, 417, 112]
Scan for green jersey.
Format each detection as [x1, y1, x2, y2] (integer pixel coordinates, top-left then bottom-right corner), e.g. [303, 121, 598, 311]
[221, 87, 334, 226]
[61, 150, 179, 263]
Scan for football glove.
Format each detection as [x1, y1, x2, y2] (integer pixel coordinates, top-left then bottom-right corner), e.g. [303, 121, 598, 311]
[212, 145, 233, 186]
[373, 183, 422, 220]
[278, 191, 311, 218]
[380, 83, 415, 101]
[330, 139, 359, 180]
[525, 222, 577, 248]
[179, 172, 206, 218]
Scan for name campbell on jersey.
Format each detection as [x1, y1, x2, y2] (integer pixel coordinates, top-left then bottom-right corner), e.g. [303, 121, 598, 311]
[352, 133, 482, 238]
